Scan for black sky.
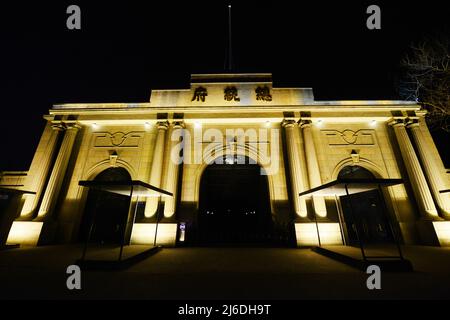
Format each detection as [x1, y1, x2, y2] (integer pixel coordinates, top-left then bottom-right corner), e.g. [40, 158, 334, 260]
[0, 0, 449, 170]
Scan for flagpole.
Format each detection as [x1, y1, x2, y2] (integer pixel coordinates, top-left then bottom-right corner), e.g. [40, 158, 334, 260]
[227, 4, 233, 71]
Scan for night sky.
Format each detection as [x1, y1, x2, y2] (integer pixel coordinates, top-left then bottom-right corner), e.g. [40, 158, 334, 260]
[1, 1, 449, 170]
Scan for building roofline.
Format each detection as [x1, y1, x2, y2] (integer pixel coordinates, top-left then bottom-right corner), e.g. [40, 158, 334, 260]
[52, 100, 420, 109]
[313, 100, 418, 105]
[191, 73, 273, 83]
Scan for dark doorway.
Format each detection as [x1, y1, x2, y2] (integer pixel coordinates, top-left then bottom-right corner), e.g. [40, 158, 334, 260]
[79, 167, 131, 244]
[197, 156, 273, 245]
[338, 166, 394, 245]
[0, 193, 10, 217]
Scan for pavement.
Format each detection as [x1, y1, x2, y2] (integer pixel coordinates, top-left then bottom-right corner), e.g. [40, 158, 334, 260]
[0, 245, 449, 299]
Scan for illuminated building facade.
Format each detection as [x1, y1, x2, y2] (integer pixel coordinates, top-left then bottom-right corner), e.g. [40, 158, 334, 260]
[1, 73, 450, 248]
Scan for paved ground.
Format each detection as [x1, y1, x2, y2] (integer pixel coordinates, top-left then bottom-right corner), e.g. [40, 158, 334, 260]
[0, 245, 449, 299]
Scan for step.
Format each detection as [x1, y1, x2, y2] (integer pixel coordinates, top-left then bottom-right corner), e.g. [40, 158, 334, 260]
[312, 246, 413, 272]
[0, 244, 20, 251]
[76, 245, 162, 270]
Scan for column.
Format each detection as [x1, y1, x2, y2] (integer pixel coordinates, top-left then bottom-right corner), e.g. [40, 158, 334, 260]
[389, 119, 439, 219]
[36, 123, 81, 220]
[408, 119, 450, 217]
[283, 120, 308, 218]
[19, 123, 63, 219]
[162, 121, 185, 219]
[144, 121, 169, 218]
[300, 120, 327, 218]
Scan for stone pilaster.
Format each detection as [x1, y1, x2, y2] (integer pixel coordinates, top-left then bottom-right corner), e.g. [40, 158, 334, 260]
[162, 121, 185, 219]
[144, 121, 169, 218]
[283, 120, 308, 218]
[408, 118, 450, 218]
[36, 123, 81, 220]
[300, 120, 327, 218]
[389, 119, 439, 219]
[19, 123, 63, 219]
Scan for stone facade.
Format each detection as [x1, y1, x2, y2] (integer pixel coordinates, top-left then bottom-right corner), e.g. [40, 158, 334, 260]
[2, 73, 450, 247]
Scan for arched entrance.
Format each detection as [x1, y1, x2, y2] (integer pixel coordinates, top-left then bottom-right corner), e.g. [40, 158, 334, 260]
[338, 165, 394, 244]
[197, 155, 273, 245]
[79, 167, 131, 244]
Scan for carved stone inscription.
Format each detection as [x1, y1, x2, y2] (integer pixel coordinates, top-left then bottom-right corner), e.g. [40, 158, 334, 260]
[322, 129, 375, 146]
[94, 132, 144, 148]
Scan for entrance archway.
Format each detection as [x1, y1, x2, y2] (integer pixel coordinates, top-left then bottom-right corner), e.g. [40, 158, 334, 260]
[79, 167, 131, 244]
[197, 155, 273, 245]
[338, 165, 394, 244]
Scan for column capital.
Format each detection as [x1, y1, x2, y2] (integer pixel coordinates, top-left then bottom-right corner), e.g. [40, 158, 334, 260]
[282, 119, 298, 128]
[65, 122, 82, 131]
[51, 121, 81, 131]
[171, 120, 185, 129]
[406, 118, 420, 128]
[388, 118, 407, 127]
[51, 123, 66, 131]
[299, 119, 312, 128]
[156, 121, 169, 130]
[415, 110, 427, 118]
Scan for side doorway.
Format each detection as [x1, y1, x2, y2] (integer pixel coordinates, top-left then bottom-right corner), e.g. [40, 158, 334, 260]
[79, 167, 131, 245]
[338, 166, 394, 245]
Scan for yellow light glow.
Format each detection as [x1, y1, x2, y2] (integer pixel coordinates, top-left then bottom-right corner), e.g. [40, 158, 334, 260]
[433, 221, 450, 246]
[6, 221, 43, 246]
[295, 222, 342, 246]
[179, 230, 185, 242]
[130, 223, 177, 246]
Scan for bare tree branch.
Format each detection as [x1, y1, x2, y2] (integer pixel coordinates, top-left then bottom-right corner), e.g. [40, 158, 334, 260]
[399, 35, 450, 132]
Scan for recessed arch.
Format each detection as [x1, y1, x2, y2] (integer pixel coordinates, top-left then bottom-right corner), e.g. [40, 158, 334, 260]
[84, 159, 137, 181]
[192, 144, 276, 213]
[336, 164, 396, 245]
[331, 157, 386, 180]
[196, 154, 273, 245]
[338, 165, 376, 179]
[78, 167, 132, 244]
